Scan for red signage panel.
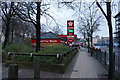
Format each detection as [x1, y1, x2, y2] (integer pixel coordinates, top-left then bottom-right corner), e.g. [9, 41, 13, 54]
[67, 39, 74, 42]
[67, 21, 74, 27]
[67, 27, 74, 29]
[32, 39, 65, 43]
[69, 33, 73, 35]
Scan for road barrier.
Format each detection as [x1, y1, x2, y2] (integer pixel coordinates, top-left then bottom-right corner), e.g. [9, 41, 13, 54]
[92, 48, 120, 79]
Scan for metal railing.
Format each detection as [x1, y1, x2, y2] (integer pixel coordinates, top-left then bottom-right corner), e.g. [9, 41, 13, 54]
[91, 48, 120, 79]
[7, 47, 78, 64]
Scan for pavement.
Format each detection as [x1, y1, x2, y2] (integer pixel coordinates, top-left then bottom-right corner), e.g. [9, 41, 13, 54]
[70, 48, 107, 78]
[2, 48, 107, 79]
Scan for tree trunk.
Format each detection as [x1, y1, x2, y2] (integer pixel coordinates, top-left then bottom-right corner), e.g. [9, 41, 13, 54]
[23, 33, 25, 43]
[88, 38, 90, 52]
[36, 2, 41, 52]
[11, 26, 14, 44]
[90, 34, 93, 56]
[96, 1, 114, 79]
[3, 20, 10, 48]
[107, 2, 114, 79]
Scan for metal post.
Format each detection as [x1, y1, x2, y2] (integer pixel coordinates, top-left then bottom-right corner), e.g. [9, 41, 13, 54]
[30, 53, 33, 62]
[104, 51, 106, 65]
[57, 54, 62, 63]
[8, 64, 18, 79]
[100, 50, 101, 62]
[91, 47, 93, 56]
[8, 52, 11, 60]
[113, 52, 115, 73]
[34, 58, 40, 79]
[95, 49, 97, 59]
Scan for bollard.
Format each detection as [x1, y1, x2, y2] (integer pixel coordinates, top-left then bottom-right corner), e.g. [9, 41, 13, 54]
[8, 64, 18, 79]
[34, 58, 40, 79]
[104, 51, 106, 65]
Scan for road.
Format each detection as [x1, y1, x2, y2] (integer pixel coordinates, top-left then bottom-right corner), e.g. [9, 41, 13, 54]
[101, 46, 120, 56]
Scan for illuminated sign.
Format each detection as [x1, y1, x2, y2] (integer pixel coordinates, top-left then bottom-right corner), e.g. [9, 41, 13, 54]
[69, 30, 73, 33]
[67, 20, 74, 42]
[67, 27, 74, 29]
[69, 33, 73, 35]
[68, 21, 74, 27]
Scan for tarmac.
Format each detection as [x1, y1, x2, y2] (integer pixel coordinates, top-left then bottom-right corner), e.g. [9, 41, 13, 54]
[2, 47, 107, 79]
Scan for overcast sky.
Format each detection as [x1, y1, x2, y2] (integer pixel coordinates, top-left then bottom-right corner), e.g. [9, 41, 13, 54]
[40, 0, 120, 38]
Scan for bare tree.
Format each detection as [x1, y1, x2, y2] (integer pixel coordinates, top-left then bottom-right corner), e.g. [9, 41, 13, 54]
[78, 24, 91, 52]
[51, 26, 63, 35]
[13, 2, 45, 52]
[11, 17, 35, 41]
[1, 2, 16, 48]
[13, 1, 59, 52]
[96, 0, 114, 79]
[78, 2, 101, 55]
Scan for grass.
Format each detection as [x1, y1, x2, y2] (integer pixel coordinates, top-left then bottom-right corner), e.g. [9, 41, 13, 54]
[5, 49, 78, 73]
[4, 42, 74, 64]
[4, 44, 35, 53]
[37, 43, 71, 54]
[4, 41, 78, 73]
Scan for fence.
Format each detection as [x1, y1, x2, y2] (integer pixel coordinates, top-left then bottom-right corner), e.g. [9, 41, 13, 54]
[91, 48, 120, 79]
[7, 47, 78, 64]
[6, 47, 78, 79]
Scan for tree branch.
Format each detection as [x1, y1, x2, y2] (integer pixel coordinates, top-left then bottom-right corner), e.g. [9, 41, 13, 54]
[42, 11, 59, 27]
[96, 0, 108, 20]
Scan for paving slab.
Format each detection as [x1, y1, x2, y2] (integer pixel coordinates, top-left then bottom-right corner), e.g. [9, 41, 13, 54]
[70, 48, 107, 78]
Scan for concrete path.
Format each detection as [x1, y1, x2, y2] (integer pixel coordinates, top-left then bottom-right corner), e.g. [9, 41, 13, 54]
[2, 48, 107, 79]
[70, 48, 107, 78]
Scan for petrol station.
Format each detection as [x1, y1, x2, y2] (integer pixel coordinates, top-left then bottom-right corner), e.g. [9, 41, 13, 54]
[31, 20, 79, 46]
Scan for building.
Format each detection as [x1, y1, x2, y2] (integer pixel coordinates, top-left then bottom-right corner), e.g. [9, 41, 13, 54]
[114, 2, 120, 47]
[93, 35, 101, 44]
[32, 32, 79, 46]
[101, 37, 109, 43]
[32, 32, 65, 46]
[93, 37, 97, 44]
[92, 36, 109, 46]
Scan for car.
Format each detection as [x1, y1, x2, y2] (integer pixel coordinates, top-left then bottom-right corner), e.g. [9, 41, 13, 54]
[113, 43, 119, 47]
[93, 46, 101, 50]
